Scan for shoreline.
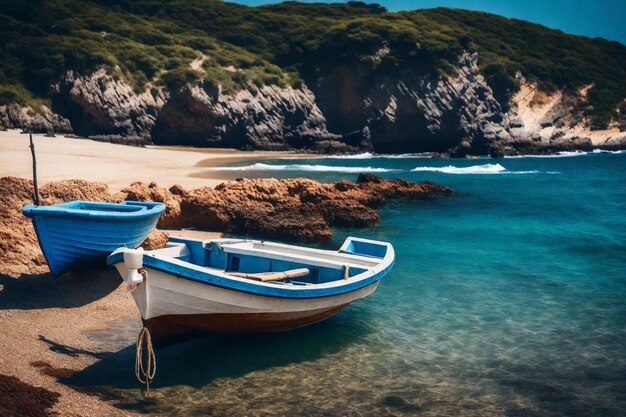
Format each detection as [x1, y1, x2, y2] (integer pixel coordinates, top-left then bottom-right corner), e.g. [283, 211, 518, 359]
[0, 168, 453, 416]
[0, 130, 304, 191]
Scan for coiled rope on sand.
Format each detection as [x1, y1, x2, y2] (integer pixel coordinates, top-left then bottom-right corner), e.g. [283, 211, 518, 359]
[135, 327, 156, 396]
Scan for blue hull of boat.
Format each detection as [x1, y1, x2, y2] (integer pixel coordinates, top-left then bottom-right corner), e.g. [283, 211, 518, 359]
[24, 201, 165, 276]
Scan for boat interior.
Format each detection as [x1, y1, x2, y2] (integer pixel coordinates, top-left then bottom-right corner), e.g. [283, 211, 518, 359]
[147, 237, 391, 286]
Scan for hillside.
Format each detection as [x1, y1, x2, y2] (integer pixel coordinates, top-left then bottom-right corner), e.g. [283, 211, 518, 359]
[1, 0, 625, 155]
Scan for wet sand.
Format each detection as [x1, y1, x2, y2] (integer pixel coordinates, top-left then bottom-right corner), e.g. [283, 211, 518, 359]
[0, 130, 303, 191]
[0, 230, 221, 416]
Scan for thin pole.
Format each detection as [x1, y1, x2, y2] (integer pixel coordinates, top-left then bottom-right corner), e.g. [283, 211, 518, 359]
[29, 130, 41, 206]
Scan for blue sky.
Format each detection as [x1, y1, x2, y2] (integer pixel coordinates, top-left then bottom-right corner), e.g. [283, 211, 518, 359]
[232, 0, 626, 44]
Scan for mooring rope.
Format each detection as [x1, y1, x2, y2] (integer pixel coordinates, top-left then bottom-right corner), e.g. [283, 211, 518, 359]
[135, 327, 156, 396]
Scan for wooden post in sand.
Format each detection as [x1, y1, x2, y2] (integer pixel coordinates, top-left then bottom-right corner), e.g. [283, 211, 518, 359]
[29, 129, 41, 206]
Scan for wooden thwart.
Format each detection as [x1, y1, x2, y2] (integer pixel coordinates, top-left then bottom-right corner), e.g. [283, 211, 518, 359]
[228, 268, 310, 282]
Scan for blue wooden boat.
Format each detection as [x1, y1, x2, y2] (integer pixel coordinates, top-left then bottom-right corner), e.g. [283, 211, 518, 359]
[108, 236, 394, 344]
[23, 201, 165, 276]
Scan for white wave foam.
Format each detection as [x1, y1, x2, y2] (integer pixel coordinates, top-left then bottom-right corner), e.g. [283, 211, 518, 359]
[328, 152, 376, 159]
[208, 163, 398, 173]
[592, 149, 625, 154]
[316, 152, 437, 159]
[411, 163, 539, 175]
[506, 150, 590, 158]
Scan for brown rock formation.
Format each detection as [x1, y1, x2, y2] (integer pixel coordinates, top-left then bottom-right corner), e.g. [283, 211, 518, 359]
[0, 177, 124, 278]
[121, 181, 182, 228]
[141, 229, 170, 251]
[137, 176, 453, 242]
[0, 175, 452, 277]
[0, 177, 47, 278]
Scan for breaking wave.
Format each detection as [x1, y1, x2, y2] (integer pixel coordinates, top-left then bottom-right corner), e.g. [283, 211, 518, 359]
[506, 150, 625, 158]
[208, 163, 399, 173]
[327, 152, 437, 159]
[411, 163, 539, 175]
[280, 152, 439, 160]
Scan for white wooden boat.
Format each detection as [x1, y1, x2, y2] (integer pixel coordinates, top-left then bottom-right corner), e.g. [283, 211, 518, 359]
[108, 236, 395, 344]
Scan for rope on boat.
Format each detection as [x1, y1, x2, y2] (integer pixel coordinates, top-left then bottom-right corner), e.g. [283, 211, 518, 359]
[135, 327, 156, 396]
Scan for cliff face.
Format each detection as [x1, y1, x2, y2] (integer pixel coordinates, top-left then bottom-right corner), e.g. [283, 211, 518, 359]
[50, 69, 168, 144]
[1, 52, 624, 156]
[311, 52, 520, 155]
[151, 83, 340, 150]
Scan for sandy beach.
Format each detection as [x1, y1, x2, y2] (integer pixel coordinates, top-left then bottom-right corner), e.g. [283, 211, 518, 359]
[0, 130, 294, 416]
[0, 130, 301, 191]
[0, 228, 221, 417]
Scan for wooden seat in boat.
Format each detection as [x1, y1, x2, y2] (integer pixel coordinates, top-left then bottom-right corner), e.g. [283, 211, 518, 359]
[227, 268, 310, 282]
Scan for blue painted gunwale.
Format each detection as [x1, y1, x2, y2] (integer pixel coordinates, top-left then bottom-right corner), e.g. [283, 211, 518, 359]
[23, 200, 165, 219]
[107, 245, 395, 299]
[24, 200, 165, 276]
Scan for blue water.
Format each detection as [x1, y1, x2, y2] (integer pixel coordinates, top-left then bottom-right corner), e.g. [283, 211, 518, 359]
[78, 152, 626, 416]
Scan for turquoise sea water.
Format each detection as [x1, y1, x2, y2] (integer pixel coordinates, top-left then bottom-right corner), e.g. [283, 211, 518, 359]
[77, 151, 625, 416]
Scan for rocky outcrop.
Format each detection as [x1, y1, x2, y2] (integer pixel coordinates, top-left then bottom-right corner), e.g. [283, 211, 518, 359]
[51, 69, 168, 144]
[0, 175, 451, 277]
[310, 51, 626, 156]
[121, 181, 182, 229]
[487, 80, 626, 156]
[128, 175, 451, 243]
[151, 83, 340, 150]
[0, 104, 72, 134]
[311, 52, 516, 155]
[3, 52, 622, 155]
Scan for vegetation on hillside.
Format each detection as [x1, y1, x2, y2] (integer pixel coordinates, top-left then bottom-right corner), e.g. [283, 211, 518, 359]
[0, 0, 624, 128]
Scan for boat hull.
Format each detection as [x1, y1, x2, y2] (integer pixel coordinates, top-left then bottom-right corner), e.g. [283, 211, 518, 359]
[121, 265, 379, 343]
[24, 201, 164, 276]
[142, 304, 349, 344]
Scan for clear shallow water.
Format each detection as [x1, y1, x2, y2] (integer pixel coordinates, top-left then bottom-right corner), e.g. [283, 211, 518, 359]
[76, 152, 626, 416]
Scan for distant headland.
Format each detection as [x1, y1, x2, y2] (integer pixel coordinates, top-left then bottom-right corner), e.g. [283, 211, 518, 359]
[1, 1, 624, 156]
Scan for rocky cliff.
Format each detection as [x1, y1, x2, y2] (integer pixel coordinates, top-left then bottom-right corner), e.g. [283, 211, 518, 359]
[2, 2, 625, 156]
[3, 50, 623, 156]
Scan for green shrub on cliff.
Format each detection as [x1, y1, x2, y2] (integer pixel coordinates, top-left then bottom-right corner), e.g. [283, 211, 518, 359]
[0, 0, 624, 128]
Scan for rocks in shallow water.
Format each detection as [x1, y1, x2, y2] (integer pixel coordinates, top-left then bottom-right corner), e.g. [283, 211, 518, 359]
[0, 175, 451, 276]
[150, 176, 407, 241]
[170, 176, 452, 242]
[379, 395, 423, 412]
[584, 366, 626, 382]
